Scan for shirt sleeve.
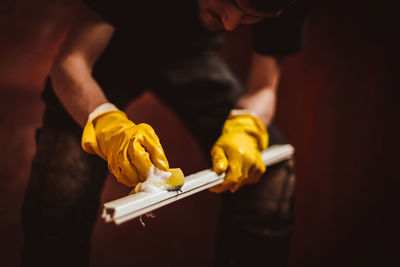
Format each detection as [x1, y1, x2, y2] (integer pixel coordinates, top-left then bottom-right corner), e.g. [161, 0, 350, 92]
[83, 0, 121, 27]
[251, 0, 311, 56]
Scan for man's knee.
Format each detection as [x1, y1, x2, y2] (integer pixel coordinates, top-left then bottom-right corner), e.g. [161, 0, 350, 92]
[256, 159, 295, 234]
[215, 159, 295, 266]
[221, 159, 296, 237]
[21, 127, 107, 237]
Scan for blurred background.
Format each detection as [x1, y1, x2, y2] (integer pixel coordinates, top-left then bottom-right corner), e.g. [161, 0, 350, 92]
[0, 0, 399, 266]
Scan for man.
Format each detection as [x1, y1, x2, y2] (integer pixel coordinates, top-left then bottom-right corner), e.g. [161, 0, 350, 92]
[21, 0, 309, 266]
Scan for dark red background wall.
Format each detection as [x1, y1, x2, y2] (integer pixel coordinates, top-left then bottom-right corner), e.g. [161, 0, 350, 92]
[1, 0, 398, 266]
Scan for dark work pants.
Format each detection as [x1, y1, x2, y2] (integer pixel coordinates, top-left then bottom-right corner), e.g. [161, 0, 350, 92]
[20, 51, 295, 266]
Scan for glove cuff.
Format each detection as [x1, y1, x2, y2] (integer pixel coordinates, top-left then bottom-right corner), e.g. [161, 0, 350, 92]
[87, 102, 120, 123]
[229, 109, 258, 117]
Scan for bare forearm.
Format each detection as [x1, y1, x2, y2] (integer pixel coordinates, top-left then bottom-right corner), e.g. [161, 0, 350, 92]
[235, 53, 282, 126]
[49, 3, 115, 127]
[51, 57, 109, 127]
[236, 87, 277, 126]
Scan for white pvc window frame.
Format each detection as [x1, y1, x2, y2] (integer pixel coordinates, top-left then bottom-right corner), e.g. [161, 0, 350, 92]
[102, 144, 295, 225]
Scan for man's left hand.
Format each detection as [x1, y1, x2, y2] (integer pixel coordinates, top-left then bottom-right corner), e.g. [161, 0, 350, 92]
[210, 111, 269, 193]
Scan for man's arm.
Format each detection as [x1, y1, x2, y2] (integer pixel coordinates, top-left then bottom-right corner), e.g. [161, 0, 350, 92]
[210, 52, 282, 193]
[51, 3, 182, 188]
[235, 52, 282, 126]
[50, 2, 114, 127]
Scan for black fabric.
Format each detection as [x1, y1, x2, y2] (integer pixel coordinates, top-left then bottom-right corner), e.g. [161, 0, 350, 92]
[84, 0, 222, 60]
[84, 0, 309, 57]
[214, 126, 296, 267]
[252, 0, 311, 56]
[21, 115, 108, 266]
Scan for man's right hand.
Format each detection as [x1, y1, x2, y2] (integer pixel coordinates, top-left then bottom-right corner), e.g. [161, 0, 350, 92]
[82, 108, 170, 187]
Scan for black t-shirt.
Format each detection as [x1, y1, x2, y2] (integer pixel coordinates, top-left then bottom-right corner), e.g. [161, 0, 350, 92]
[252, 0, 310, 55]
[84, 0, 309, 58]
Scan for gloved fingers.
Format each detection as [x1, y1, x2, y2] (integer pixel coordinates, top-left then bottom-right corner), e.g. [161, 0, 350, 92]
[224, 156, 244, 193]
[209, 154, 241, 193]
[230, 153, 265, 192]
[209, 183, 233, 193]
[230, 167, 250, 192]
[211, 145, 228, 174]
[128, 137, 153, 179]
[147, 144, 169, 172]
[231, 151, 262, 192]
[140, 125, 169, 171]
[234, 155, 265, 191]
[110, 145, 140, 187]
[230, 172, 248, 193]
[236, 164, 264, 191]
[246, 154, 266, 185]
[227, 154, 243, 183]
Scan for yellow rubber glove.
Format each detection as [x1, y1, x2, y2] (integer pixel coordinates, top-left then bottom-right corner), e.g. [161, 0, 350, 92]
[81, 109, 184, 189]
[210, 111, 268, 193]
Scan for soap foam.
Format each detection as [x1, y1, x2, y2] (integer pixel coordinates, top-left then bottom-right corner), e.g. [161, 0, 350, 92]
[139, 165, 172, 192]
